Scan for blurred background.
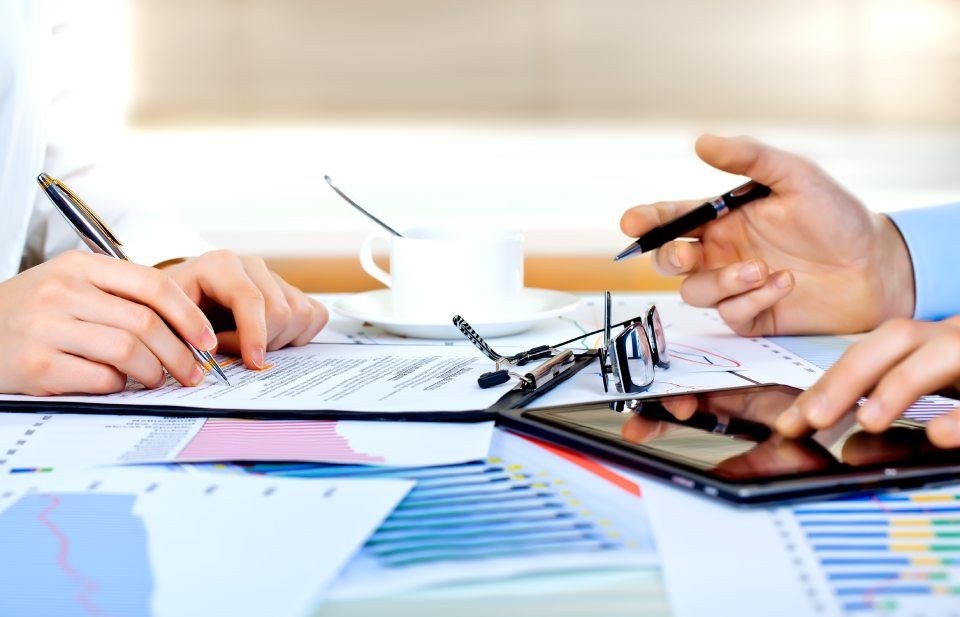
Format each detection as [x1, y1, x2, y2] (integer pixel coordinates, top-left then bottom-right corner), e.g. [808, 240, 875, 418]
[67, 0, 960, 290]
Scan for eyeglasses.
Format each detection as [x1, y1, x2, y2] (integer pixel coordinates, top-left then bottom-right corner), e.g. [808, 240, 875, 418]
[597, 291, 670, 394]
[454, 291, 670, 394]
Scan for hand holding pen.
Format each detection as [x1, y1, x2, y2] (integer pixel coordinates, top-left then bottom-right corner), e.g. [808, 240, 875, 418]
[0, 246, 225, 394]
[26, 173, 230, 388]
[1, 174, 329, 396]
[617, 134, 914, 338]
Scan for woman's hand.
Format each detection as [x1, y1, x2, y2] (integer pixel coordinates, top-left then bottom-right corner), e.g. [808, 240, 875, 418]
[160, 250, 328, 369]
[620, 134, 915, 336]
[776, 317, 960, 448]
[0, 251, 220, 395]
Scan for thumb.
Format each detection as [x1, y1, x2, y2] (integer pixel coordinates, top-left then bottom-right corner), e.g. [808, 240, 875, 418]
[695, 134, 808, 192]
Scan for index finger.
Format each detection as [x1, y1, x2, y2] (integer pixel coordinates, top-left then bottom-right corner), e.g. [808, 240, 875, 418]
[620, 199, 707, 239]
[775, 319, 929, 437]
[84, 255, 216, 352]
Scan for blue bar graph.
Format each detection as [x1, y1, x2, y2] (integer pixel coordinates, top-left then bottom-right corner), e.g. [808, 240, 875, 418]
[791, 489, 960, 614]
[239, 432, 657, 595]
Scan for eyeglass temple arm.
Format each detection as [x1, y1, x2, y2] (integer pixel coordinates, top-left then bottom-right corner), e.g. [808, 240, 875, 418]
[549, 317, 641, 349]
[452, 315, 504, 363]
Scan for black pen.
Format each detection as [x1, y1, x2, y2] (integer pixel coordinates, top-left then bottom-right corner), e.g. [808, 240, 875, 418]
[614, 180, 771, 262]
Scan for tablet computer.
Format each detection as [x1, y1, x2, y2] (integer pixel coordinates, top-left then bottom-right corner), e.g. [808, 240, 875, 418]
[498, 384, 960, 506]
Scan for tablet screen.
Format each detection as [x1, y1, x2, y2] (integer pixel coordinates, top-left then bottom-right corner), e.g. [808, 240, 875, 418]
[523, 385, 960, 484]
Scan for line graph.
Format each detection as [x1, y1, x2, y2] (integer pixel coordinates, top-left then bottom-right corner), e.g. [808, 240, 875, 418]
[36, 494, 106, 617]
[0, 492, 154, 617]
[668, 343, 742, 368]
[0, 471, 411, 617]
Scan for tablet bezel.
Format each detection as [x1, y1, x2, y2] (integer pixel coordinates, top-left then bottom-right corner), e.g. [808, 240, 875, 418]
[498, 384, 960, 506]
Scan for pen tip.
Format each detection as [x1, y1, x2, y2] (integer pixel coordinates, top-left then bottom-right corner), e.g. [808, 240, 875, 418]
[324, 175, 333, 184]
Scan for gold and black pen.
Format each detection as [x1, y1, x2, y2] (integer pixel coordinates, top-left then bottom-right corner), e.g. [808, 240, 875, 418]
[36, 173, 231, 386]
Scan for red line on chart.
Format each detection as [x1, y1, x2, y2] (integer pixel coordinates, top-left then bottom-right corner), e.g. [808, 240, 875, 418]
[519, 435, 642, 497]
[36, 494, 113, 617]
[668, 343, 741, 368]
[655, 381, 692, 393]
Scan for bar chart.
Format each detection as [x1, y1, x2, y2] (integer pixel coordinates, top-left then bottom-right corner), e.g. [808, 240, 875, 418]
[237, 430, 658, 598]
[786, 490, 960, 615]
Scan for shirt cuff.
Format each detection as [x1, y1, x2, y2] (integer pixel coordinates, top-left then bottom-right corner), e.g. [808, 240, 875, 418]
[110, 213, 215, 268]
[886, 204, 960, 321]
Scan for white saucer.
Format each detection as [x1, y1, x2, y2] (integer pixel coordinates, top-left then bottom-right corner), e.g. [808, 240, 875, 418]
[333, 288, 581, 339]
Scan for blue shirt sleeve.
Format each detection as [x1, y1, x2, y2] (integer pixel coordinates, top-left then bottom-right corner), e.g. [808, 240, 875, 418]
[887, 203, 960, 321]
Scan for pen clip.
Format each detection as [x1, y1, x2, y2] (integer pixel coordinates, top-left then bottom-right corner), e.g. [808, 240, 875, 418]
[519, 349, 574, 390]
[49, 177, 123, 248]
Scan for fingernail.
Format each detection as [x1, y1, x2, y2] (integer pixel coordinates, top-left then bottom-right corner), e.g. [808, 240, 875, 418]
[804, 393, 830, 426]
[153, 372, 168, 389]
[667, 244, 681, 269]
[200, 326, 217, 351]
[253, 347, 266, 369]
[739, 262, 762, 283]
[775, 405, 803, 434]
[774, 271, 792, 289]
[858, 398, 884, 427]
[190, 364, 205, 386]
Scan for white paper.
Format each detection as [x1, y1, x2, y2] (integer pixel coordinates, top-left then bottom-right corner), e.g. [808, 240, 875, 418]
[0, 293, 828, 414]
[638, 471, 960, 617]
[315, 292, 824, 407]
[527, 330, 823, 408]
[327, 429, 659, 598]
[527, 356, 762, 408]
[638, 477, 841, 617]
[0, 469, 412, 617]
[0, 413, 494, 468]
[778, 488, 960, 617]
[0, 343, 513, 413]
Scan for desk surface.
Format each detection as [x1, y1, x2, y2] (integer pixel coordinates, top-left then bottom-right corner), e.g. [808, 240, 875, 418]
[267, 255, 681, 294]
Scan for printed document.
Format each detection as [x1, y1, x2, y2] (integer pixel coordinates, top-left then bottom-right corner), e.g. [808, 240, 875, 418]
[0, 344, 513, 413]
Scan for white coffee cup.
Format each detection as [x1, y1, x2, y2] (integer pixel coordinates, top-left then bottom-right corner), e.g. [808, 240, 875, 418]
[359, 226, 524, 323]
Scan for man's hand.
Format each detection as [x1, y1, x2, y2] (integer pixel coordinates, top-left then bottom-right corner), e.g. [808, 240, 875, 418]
[0, 251, 220, 395]
[776, 317, 960, 448]
[160, 251, 328, 369]
[620, 134, 915, 336]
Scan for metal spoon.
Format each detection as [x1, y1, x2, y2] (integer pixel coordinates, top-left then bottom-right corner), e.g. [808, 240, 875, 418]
[324, 175, 403, 237]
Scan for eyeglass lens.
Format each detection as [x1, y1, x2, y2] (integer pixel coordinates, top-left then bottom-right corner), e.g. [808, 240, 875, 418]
[608, 322, 655, 393]
[646, 306, 671, 369]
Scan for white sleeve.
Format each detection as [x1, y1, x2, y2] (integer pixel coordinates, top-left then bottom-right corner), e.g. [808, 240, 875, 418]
[25, 159, 216, 269]
[21, 1, 214, 270]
